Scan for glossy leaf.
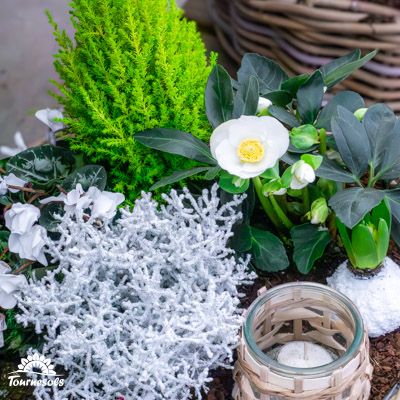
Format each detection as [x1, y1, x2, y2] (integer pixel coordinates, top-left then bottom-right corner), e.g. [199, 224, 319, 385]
[250, 227, 289, 272]
[316, 91, 365, 130]
[6, 145, 76, 187]
[263, 90, 292, 107]
[331, 106, 370, 177]
[230, 224, 252, 253]
[291, 223, 331, 274]
[135, 128, 216, 165]
[315, 157, 355, 183]
[363, 104, 397, 168]
[351, 224, 379, 269]
[237, 53, 288, 94]
[150, 167, 211, 190]
[319, 49, 361, 81]
[280, 74, 309, 96]
[39, 203, 65, 232]
[322, 50, 377, 87]
[329, 187, 385, 228]
[233, 75, 259, 118]
[205, 64, 234, 128]
[296, 71, 324, 124]
[63, 165, 107, 191]
[268, 105, 300, 128]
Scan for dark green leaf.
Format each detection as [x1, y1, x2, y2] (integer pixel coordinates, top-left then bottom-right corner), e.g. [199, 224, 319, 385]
[316, 157, 356, 183]
[331, 106, 370, 177]
[6, 145, 76, 187]
[329, 187, 385, 228]
[237, 53, 288, 94]
[230, 224, 252, 253]
[391, 212, 400, 247]
[62, 165, 107, 191]
[280, 74, 309, 96]
[205, 64, 234, 128]
[269, 105, 300, 128]
[291, 223, 331, 274]
[250, 227, 289, 272]
[363, 104, 396, 167]
[296, 71, 324, 124]
[204, 166, 222, 180]
[150, 167, 211, 190]
[135, 128, 216, 165]
[320, 50, 360, 82]
[39, 203, 65, 232]
[316, 91, 365, 130]
[322, 50, 377, 88]
[263, 90, 292, 107]
[233, 75, 259, 118]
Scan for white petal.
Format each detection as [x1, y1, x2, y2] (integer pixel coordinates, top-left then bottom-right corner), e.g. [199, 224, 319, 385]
[13, 132, 27, 150]
[0, 291, 17, 309]
[0, 261, 11, 274]
[290, 175, 307, 190]
[0, 274, 27, 294]
[40, 194, 66, 204]
[214, 141, 244, 177]
[4, 173, 27, 192]
[210, 119, 235, 158]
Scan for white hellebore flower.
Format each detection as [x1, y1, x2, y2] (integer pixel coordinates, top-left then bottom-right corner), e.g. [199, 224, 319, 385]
[87, 187, 125, 220]
[0, 261, 27, 309]
[5, 203, 40, 235]
[210, 116, 289, 179]
[35, 108, 64, 132]
[290, 160, 316, 190]
[257, 97, 272, 113]
[9, 225, 48, 266]
[0, 173, 27, 195]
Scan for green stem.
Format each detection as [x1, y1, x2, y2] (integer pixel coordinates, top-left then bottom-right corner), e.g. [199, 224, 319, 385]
[368, 163, 375, 188]
[302, 186, 311, 212]
[319, 128, 327, 155]
[252, 177, 282, 229]
[269, 195, 294, 230]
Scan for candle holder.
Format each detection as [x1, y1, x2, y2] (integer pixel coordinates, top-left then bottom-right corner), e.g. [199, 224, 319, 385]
[233, 282, 373, 400]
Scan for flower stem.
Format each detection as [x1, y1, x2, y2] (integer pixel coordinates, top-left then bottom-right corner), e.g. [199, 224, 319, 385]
[13, 260, 34, 275]
[252, 177, 281, 229]
[319, 128, 327, 155]
[302, 186, 310, 212]
[269, 195, 294, 230]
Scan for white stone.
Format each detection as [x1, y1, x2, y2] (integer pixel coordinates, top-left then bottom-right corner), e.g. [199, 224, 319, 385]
[327, 257, 400, 337]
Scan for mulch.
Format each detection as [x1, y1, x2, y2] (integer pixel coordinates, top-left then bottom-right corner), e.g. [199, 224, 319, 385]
[205, 243, 400, 400]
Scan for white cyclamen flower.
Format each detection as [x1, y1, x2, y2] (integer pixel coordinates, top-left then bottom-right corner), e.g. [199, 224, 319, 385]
[210, 115, 289, 179]
[290, 160, 316, 189]
[0, 131, 27, 158]
[0, 174, 27, 195]
[257, 97, 272, 113]
[41, 183, 92, 213]
[35, 108, 64, 132]
[0, 261, 27, 309]
[87, 187, 125, 220]
[5, 203, 40, 235]
[9, 225, 48, 266]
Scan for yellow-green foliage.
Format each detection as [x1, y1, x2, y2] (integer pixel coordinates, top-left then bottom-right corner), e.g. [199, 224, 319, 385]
[48, 0, 215, 201]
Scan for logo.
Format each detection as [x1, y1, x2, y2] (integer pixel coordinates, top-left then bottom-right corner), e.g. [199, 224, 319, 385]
[8, 353, 64, 388]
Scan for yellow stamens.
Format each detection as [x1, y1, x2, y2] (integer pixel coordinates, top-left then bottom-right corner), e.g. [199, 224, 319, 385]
[237, 139, 265, 163]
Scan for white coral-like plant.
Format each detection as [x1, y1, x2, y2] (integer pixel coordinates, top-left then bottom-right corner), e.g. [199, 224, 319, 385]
[16, 185, 255, 400]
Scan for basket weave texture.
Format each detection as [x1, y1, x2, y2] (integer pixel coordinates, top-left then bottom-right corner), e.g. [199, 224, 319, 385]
[210, 0, 400, 110]
[233, 286, 373, 399]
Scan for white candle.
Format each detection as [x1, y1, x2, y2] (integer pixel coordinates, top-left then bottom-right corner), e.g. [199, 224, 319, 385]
[277, 341, 334, 368]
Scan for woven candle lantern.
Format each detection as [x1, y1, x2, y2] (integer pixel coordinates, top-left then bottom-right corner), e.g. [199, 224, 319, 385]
[233, 282, 373, 400]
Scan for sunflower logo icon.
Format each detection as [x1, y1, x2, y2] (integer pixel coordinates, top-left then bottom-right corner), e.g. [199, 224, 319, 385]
[15, 353, 57, 376]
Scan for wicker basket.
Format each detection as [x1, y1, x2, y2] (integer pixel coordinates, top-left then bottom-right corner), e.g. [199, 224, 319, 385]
[233, 282, 373, 399]
[209, 0, 400, 110]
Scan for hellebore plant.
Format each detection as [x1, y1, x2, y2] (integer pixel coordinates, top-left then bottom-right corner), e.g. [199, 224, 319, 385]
[135, 49, 379, 275]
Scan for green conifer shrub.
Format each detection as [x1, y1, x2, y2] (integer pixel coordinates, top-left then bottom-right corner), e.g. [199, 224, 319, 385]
[47, 0, 215, 201]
